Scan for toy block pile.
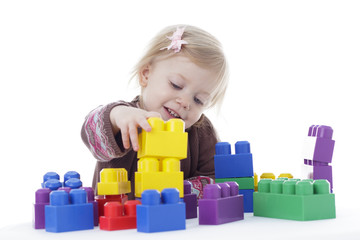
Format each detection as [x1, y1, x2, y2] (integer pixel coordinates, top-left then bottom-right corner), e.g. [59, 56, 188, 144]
[214, 141, 254, 212]
[254, 178, 336, 221]
[34, 171, 98, 232]
[303, 125, 335, 191]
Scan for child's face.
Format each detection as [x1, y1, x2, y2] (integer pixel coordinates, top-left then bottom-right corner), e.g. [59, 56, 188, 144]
[140, 55, 217, 129]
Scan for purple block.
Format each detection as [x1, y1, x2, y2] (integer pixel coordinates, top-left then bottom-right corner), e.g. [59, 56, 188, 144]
[304, 125, 335, 164]
[33, 188, 51, 229]
[183, 181, 197, 219]
[313, 165, 333, 191]
[80, 187, 99, 226]
[199, 182, 244, 225]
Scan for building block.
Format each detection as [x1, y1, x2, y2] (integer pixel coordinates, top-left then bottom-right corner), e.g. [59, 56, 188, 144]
[260, 173, 275, 180]
[63, 171, 80, 185]
[33, 188, 51, 229]
[137, 117, 188, 159]
[303, 125, 335, 192]
[238, 189, 254, 213]
[199, 182, 244, 225]
[215, 177, 254, 190]
[137, 188, 186, 233]
[135, 118, 187, 198]
[278, 173, 293, 179]
[183, 180, 197, 219]
[100, 200, 141, 230]
[254, 173, 258, 191]
[95, 194, 128, 217]
[303, 125, 335, 164]
[214, 141, 253, 178]
[97, 168, 131, 195]
[45, 189, 94, 232]
[253, 178, 335, 221]
[80, 187, 99, 226]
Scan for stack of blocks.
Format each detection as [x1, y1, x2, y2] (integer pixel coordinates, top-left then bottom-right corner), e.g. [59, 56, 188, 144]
[253, 178, 336, 221]
[45, 189, 94, 232]
[214, 141, 254, 212]
[96, 168, 131, 217]
[34, 171, 91, 229]
[137, 188, 186, 232]
[303, 125, 335, 192]
[198, 182, 244, 225]
[135, 117, 188, 198]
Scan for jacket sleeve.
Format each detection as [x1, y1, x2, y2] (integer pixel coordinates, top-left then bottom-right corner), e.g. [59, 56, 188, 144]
[81, 101, 132, 162]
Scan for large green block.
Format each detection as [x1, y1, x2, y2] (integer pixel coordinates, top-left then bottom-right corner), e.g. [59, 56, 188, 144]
[215, 177, 254, 189]
[253, 179, 336, 221]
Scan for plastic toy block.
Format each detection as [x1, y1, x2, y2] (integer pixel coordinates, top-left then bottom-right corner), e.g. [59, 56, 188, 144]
[253, 179, 336, 221]
[260, 173, 275, 179]
[254, 173, 258, 191]
[58, 187, 71, 193]
[64, 171, 80, 182]
[278, 173, 293, 179]
[314, 165, 333, 190]
[215, 177, 254, 190]
[137, 189, 186, 233]
[303, 125, 335, 164]
[137, 117, 188, 159]
[135, 157, 184, 198]
[43, 179, 62, 191]
[95, 194, 128, 217]
[97, 168, 131, 195]
[100, 200, 141, 230]
[64, 178, 82, 189]
[80, 187, 99, 226]
[238, 189, 254, 213]
[214, 141, 254, 178]
[42, 172, 60, 188]
[199, 182, 244, 225]
[45, 189, 94, 232]
[183, 180, 197, 219]
[33, 188, 51, 229]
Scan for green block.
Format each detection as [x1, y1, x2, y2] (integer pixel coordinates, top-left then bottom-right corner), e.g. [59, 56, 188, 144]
[215, 177, 254, 190]
[253, 179, 336, 221]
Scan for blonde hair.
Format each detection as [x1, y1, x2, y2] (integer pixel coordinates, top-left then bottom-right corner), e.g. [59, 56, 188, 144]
[131, 25, 229, 109]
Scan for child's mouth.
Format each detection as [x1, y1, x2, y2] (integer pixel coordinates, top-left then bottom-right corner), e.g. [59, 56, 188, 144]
[164, 107, 181, 119]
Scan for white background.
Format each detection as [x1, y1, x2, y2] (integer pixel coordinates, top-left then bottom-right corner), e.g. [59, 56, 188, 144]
[1, 0, 359, 229]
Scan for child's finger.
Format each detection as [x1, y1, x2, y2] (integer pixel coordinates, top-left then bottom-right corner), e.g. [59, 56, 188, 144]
[138, 118, 152, 132]
[120, 126, 130, 149]
[128, 124, 139, 151]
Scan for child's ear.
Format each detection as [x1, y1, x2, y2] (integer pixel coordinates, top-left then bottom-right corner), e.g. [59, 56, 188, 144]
[139, 65, 150, 87]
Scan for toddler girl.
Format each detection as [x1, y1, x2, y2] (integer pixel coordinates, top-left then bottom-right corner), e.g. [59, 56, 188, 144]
[81, 25, 229, 199]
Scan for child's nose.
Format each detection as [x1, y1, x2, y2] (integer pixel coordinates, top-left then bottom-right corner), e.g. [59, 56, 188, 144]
[176, 97, 190, 110]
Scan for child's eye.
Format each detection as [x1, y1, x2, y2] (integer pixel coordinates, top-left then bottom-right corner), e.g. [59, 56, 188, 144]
[170, 82, 182, 90]
[194, 97, 203, 105]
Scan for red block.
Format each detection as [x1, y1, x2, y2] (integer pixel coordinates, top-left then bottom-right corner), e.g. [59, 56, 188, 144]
[95, 194, 128, 217]
[99, 200, 141, 230]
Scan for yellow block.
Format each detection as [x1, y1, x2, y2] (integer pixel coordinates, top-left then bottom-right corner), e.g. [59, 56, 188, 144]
[97, 168, 131, 195]
[260, 172, 276, 180]
[135, 171, 184, 198]
[278, 173, 294, 179]
[254, 172, 258, 191]
[137, 117, 188, 159]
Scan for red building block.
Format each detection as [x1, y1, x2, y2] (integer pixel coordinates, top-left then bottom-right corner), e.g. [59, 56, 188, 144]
[100, 200, 141, 230]
[95, 194, 128, 217]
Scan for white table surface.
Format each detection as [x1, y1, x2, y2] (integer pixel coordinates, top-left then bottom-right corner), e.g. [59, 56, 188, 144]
[1, 205, 359, 240]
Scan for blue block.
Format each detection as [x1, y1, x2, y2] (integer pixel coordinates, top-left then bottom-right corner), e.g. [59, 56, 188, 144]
[137, 189, 186, 233]
[45, 189, 94, 232]
[239, 189, 254, 213]
[215, 141, 254, 178]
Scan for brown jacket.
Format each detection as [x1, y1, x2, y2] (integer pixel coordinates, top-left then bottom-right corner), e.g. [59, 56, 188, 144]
[81, 96, 218, 199]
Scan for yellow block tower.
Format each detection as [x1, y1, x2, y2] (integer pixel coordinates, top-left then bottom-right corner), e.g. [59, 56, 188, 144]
[135, 117, 188, 198]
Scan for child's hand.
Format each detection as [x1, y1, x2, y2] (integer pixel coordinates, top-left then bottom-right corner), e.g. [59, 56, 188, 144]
[110, 106, 161, 151]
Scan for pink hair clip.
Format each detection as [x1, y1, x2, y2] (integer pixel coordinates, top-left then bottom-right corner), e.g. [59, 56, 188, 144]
[160, 27, 188, 53]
